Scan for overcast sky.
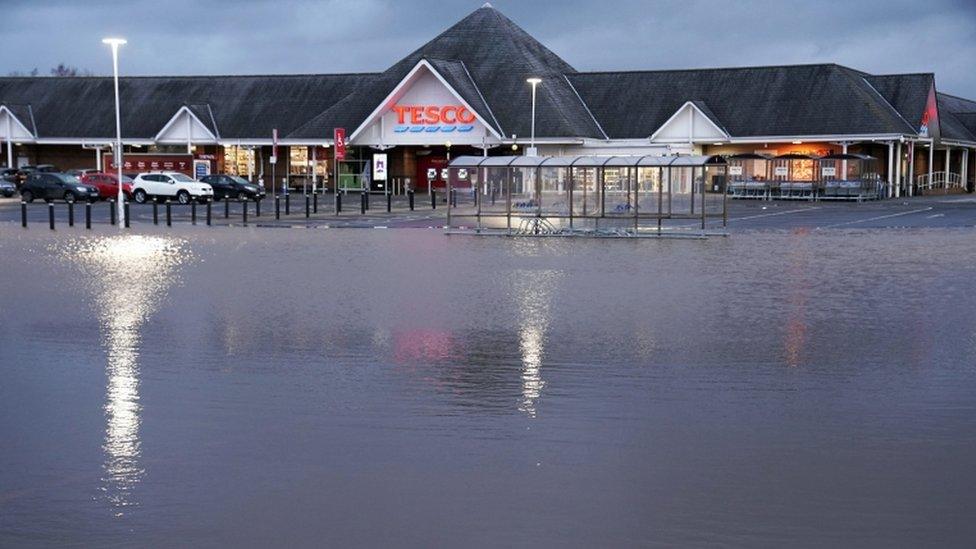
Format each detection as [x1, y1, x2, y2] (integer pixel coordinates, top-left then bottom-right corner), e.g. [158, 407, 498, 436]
[4, 0, 976, 97]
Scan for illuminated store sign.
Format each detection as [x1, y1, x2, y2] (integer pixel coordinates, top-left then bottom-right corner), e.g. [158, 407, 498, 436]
[392, 105, 476, 133]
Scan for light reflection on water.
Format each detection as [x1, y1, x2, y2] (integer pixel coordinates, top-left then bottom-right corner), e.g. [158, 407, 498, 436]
[512, 269, 562, 417]
[55, 235, 191, 515]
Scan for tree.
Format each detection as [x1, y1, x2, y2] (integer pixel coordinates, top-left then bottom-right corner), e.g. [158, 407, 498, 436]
[5, 64, 91, 77]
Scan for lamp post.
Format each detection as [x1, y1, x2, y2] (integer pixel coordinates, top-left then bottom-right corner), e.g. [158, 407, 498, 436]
[103, 37, 127, 226]
[526, 77, 541, 156]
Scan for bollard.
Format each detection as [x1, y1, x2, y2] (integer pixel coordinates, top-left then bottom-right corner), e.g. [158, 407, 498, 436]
[206, 200, 212, 226]
[313, 193, 318, 213]
[123, 201, 130, 228]
[191, 201, 197, 225]
[408, 190, 415, 211]
[85, 202, 91, 229]
[387, 192, 392, 213]
[360, 190, 367, 214]
[431, 189, 436, 210]
[305, 195, 310, 218]
[255, 198, 261, 217]
[166, 201, 172, 226]
[49, 202, 55, 230]
[285, 193, 290, 215]
[242, 199, 248, 225]
[68, 201, 75, 227]
[224, 198, 230, 219]
[491, 188, 496, 205]
[336, 192, 342, 214]
[110, 200, 116, 225]
[275, 196, 281, 220]
[153, 199, 159, 225]
[21, 201, 27, 228]
[364, 190, 370, 211]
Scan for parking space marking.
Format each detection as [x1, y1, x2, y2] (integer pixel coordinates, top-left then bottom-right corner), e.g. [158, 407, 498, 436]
[926, 213, 945, 219]
[817, 207, 933, 229]
[729, 206, 822, 222]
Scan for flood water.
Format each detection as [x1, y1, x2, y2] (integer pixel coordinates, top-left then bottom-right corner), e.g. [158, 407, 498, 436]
[2, 225, 975, 547]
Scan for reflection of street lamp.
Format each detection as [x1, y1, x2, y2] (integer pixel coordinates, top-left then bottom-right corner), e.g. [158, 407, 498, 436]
[445, 140, 452, 162]
[526, 77, 541, 156]
[102, 37, 127, 226]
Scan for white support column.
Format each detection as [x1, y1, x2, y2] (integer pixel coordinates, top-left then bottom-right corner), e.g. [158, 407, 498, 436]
[962, 148, 970, 192]
[945, 147, 951, 189]
[909, 141, 916, 197]
[186, 114, 193, 155]
[96, 147, 102, 171]
[841, 142, 849, 180]
[895, 142, 902, 198]
[887, 141, 895, 198]
[5, 116, 12, 168]
[925, 140, 933, 196]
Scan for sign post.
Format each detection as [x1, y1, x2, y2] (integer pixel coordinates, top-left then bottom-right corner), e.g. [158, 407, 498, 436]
[333, 128, 346, 212]
[271, 128, 278, 198]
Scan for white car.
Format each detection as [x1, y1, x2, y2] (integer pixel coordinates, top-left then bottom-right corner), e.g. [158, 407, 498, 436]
[131, 172, 214, 204]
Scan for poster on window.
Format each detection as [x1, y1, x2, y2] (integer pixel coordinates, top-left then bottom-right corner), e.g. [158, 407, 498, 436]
[373, 154, 388, 181]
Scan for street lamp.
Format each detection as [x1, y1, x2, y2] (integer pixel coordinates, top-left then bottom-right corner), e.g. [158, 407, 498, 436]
[526, 77, 542, 156]
[103, 37, 127, 226]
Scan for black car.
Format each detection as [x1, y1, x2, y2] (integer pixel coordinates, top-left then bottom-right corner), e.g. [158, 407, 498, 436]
[20, 172, 100, 203]
[0, 178, 15, 198]
[200, 174, 266, 201]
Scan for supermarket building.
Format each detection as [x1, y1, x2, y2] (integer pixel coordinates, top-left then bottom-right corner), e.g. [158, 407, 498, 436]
[1, 3, 974, 197]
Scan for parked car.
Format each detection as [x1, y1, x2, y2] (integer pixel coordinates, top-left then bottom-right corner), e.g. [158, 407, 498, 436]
[0, 178, 15, 197]
[1, 168, 19, 186]
[199, 174, 266, 201]
[131, 171, 214, 204]
[81, 172, 134, 200]
[66, 168, 100, 178]
[19, 172, 100, 203]
[20, 164, 58, 173]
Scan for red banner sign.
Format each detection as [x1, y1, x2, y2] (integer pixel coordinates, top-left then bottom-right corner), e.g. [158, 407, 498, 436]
[334, 128, 346, 161]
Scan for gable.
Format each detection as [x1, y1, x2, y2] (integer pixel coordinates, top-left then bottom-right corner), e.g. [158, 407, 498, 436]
[650, 102, 729, 143]
[351, 61, 497, 146]
[0, 105, 36, 141]
[155, 106, 217, 144]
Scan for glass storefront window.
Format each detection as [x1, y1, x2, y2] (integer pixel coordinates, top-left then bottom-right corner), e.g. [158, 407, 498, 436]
[289, 147, 309, 176]
[223, 146, 255, 178]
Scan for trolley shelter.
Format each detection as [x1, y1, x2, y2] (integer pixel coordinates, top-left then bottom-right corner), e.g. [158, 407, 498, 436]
[728, 152, 883, 201]
[446, 155, 728, 235]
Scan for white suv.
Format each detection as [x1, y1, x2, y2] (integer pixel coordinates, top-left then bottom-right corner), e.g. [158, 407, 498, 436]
[131, 172, 214, 204]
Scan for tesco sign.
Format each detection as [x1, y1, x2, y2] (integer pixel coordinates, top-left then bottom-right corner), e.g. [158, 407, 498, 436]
[392, 104, 476, 133]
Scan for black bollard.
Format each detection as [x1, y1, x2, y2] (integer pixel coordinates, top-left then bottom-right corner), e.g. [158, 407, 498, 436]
[313, 193, 318, 213]
[224, 197, 230, 219]
[166, 201, 172, 226]
[153, 199, 159, 225]
[336, 192, 342, 214]
[408, 190, 415, 211]
[275, 196, 281, 220]
[364, 190, 370, 211]
[242, 199, 248, 225]
[255, 198, 261, 217]
[285, 193, 290, 215]
[68, 201, 74, 227]
[110, 200, 116, 225]
[85, 202, 91, 229]
[305, 195, 310, 218]
[191, 201, 197, 225]
[48, 202, 55, 230]
[491, 188, 496, 205]
[124, 201, 130, 228]
[21, 201, 27, 228]
[206, 200, 212, 226]
[387, 192, 392, 213]
[360, 190, 367, 214]
[431, 189, 436, 210]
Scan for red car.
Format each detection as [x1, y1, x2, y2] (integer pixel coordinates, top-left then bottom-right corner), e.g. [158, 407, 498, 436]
[81, 172, 133, 200]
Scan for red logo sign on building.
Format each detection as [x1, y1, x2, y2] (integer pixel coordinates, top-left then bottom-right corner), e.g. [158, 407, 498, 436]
[334, 128, 346, 161]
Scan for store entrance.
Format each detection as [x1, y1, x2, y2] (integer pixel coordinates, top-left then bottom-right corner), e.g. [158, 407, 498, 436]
[416, 155, 449, 193]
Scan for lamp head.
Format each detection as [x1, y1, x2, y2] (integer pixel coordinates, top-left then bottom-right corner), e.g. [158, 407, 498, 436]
[526, 77, 542, 86]
[102, 38, 127, 47]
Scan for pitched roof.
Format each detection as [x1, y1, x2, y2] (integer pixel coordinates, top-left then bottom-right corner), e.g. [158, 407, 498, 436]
[0, 73, 371, 140]
[291, 5, 604, 140]
[864, 73, 934, 132]
[1, 103, 36, 135]
[937, 92, 976, 142]
[568, 64, 917, 139]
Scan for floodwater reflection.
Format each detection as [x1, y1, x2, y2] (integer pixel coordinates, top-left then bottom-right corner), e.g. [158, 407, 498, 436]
[64, 235, 190, 514]
[512, 269, 562, 417]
